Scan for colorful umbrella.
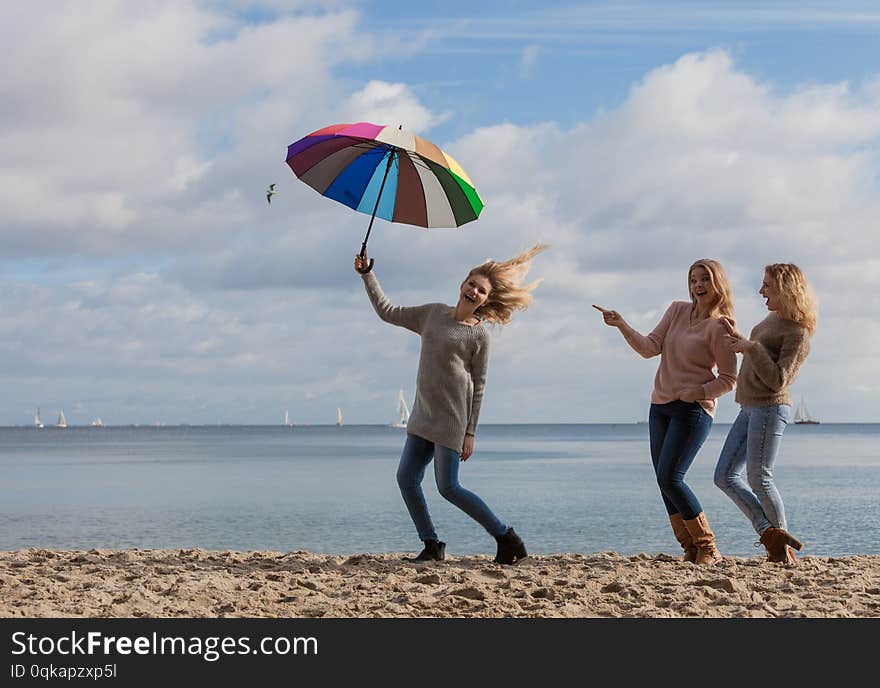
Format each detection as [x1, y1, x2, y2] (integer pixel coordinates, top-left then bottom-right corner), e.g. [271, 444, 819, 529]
[285, 122, 483, 272]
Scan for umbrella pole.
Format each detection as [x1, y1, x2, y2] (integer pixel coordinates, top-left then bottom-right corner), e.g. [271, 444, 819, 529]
[358, 149, 396, 274]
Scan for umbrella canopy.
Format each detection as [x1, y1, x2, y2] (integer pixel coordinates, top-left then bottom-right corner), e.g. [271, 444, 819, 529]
[285, 122, 484, 229]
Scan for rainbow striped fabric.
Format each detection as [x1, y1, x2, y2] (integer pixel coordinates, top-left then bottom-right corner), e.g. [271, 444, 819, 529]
[286, 122, 483, 228]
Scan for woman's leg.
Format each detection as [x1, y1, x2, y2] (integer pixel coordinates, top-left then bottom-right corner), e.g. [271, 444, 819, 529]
[396, 434, 438, 542]
[433, 444, 508, 537]
[648, 403, 678, 516]
[714, 407, 769, 532]
[746, 405, 792, 533]
[653, 401, 713, 520]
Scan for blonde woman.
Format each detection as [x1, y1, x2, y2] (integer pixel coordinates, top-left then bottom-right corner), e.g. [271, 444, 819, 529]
[355, 244, 547, 565]
[594, 259, 737, 565]
[714, 264, 817, 565]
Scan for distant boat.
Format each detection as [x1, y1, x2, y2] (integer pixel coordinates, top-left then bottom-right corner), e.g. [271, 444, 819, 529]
[34, 407, 44, 429]
[336, 407, 343, 427]
[793, 396, 819, 425]
[90, 418, 104, 428]
[56, 410, 68, 429]
[283, 410, 293, 427]
[390, 389, 410, 428]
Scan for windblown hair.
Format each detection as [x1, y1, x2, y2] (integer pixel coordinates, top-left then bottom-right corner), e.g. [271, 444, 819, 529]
[764, 263, 818, 334]
[688, 258, 735, 320]
[470, 243, 549, 325]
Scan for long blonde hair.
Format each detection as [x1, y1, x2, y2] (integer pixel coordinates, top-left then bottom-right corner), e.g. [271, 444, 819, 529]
[689, 258, 735, 320]
[765, 263, 818, 334]
[470, 243, 549, 325]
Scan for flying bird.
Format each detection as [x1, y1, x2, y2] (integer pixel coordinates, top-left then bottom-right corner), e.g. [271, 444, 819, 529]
[266, 183, 277, 204]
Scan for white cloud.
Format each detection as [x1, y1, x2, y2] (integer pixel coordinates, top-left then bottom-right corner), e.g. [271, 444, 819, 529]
[519, 44, 540, 79]
[0, 2, 372, 255]
[3, 29, 880, 423]
[337, 80, 451, 133]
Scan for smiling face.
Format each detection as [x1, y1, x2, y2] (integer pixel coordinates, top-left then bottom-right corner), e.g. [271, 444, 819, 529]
[459, 272, 492, 312]
[689, 265, 717, 309]
[759, 270, 780, 311]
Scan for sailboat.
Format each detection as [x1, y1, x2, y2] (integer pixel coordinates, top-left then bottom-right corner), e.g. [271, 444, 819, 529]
[56, 410, 68, 428]
[793, 396, 819, 425]
[90, 418, 104, 428]
[34, 407, 44, 429]
[390, 389, 410, 428]
[336, 407, 343, 427]
[283, 410, 293, 427]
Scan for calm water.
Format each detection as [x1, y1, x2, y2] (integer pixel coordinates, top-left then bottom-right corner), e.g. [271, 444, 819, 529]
[1, 424, 877, 557]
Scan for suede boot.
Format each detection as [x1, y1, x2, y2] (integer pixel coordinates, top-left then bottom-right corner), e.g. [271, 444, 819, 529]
[683, 512, 722, 565]
[405, 539, 446, 562]
[494, 527, 527, 565]
[759, 527, 803, 564]
[669, 513, 698, 563]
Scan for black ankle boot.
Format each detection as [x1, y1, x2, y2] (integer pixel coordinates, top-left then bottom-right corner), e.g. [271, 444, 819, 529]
[405, 539, 446, 562]
[494, 527, 527, 565]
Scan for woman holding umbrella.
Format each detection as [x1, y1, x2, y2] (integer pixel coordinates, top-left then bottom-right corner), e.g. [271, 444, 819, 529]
[713, 263, 817, 565]
[594, 259, 737, 565]
[354, 244, 547, 565]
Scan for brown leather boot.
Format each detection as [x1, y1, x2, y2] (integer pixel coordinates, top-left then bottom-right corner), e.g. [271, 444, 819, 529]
[759, 527, 803, 564]
[683, 512, 722, 565]
[669, 513, 697, 563]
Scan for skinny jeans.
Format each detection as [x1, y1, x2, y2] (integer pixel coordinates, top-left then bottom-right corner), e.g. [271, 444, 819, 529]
[396, 433, 508, 542]
[714, 404, 792, 534]
[649, 400, 713, 520]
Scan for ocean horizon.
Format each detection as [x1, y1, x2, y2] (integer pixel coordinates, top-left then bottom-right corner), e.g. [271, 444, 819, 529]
[2, 423, 877, 558]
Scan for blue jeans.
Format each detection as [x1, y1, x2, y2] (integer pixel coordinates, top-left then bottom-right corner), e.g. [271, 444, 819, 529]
[396, 433, 508, 541]
[714, 404, 791, 535]
[649, 401, 714, 520]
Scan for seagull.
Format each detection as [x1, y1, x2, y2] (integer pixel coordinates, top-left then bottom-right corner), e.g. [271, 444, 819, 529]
[266, 183, 277, 204]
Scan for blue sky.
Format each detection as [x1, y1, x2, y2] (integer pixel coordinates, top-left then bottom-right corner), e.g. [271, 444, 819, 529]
[2, 1, 879, 425]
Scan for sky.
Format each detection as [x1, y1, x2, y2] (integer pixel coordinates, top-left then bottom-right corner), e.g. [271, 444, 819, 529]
[2, 0, 879, 426]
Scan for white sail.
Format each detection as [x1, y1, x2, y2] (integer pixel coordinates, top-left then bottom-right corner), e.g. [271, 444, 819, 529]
[793, 396, 819, 424]
[34, 407, 44, 429]
[336, 407, 343, 426]
[56, 410, 68, 428]
[390, 389, 410, 428]
[90, 418, 104, 427]
[283, 410, 291, 427]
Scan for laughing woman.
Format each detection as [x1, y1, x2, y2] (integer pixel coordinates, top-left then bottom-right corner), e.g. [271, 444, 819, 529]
[594, 259, 737, 565]
[355, 244, 547, 565]
[714, 263, 817, 565]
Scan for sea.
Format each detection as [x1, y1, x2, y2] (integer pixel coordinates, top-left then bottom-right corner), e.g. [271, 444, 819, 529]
[1, 423, 877, 558]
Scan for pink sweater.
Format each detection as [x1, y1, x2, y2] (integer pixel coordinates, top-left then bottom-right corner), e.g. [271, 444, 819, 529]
[622, 301, 737, 417]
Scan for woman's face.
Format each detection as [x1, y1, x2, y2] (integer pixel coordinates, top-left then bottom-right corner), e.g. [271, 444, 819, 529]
[459, 273, 492, 311]
[759, 271, 780, 311]
[689, 266, 717, 307]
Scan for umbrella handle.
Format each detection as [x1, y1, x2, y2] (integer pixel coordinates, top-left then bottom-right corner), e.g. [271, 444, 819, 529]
[358, 243, 375, 274]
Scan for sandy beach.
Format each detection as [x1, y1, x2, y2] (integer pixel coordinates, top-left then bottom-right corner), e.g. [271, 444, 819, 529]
[1, 549, 878, 618]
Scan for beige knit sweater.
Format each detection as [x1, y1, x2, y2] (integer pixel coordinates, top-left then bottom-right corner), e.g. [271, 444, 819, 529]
[361, 272, 490, 451]
[735, 312, 811, 407]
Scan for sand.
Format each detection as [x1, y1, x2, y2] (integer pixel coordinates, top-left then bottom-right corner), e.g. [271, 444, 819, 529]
[1, 549, 878, 618]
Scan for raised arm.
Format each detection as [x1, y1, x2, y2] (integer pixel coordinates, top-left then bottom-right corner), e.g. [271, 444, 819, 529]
[356, 254, 430, 334]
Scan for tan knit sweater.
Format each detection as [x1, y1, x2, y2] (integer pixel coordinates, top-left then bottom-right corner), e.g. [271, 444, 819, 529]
[361, 272, 490, 451]
[735, 312, 811, 407]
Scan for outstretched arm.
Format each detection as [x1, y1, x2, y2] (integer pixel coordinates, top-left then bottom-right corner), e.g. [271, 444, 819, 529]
[356, 252, 430, 334]
[593, 303, 670, 358]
